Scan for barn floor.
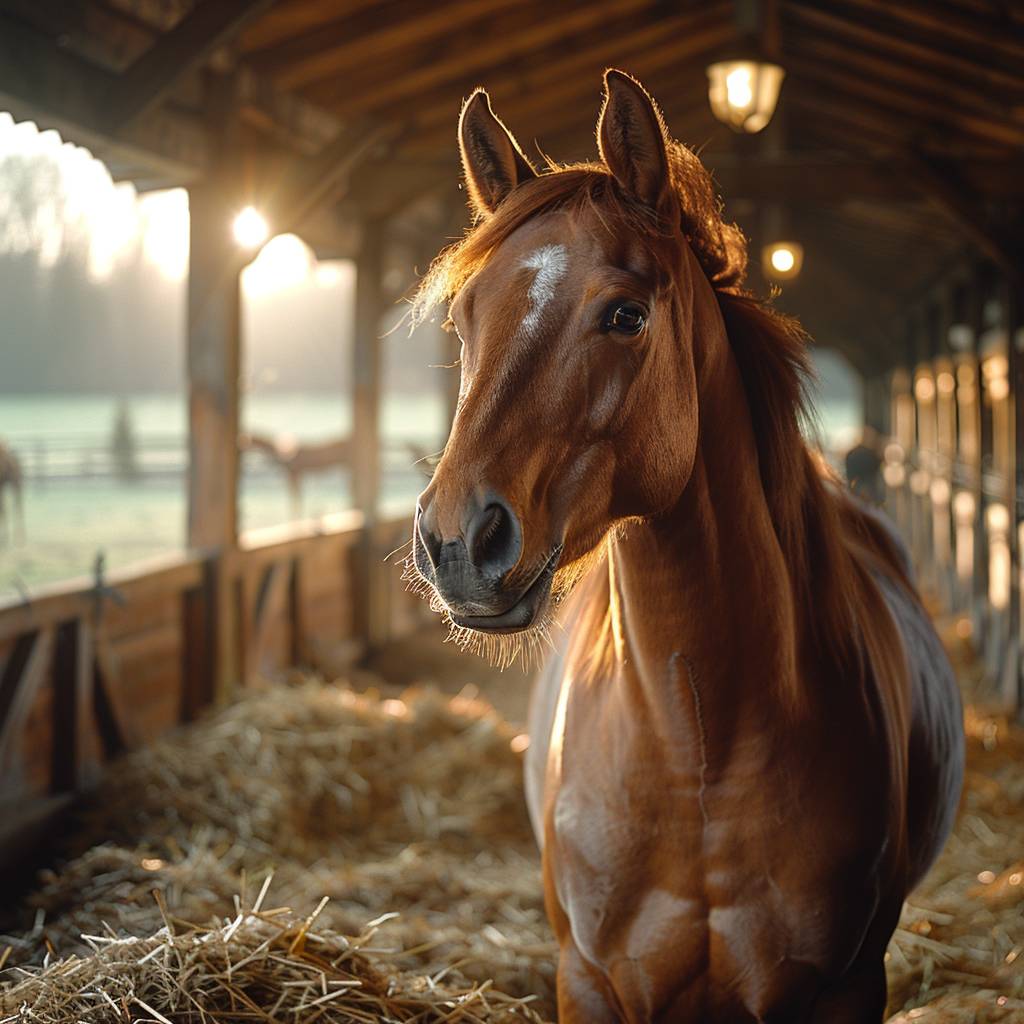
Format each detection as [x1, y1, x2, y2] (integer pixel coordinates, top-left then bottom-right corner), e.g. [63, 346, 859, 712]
[1, 619, 1023, 1022]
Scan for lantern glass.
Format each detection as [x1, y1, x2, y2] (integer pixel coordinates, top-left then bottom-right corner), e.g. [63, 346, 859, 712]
[706, 60, 785, 133]
[762, 240, 804, 281]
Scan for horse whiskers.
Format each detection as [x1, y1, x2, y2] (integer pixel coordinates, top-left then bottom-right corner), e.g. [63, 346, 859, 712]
[400, 545, 576, 671]
[384, 538, 414, 565]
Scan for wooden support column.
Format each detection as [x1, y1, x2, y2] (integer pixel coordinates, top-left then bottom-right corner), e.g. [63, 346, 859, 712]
[1008, 278, 1024, 714]
[351, 222, 388, 648]
[971, 268, 992, 655]
[187, 75, 247, 702]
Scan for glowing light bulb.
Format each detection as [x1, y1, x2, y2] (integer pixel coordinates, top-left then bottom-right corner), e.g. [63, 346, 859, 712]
[232, 206, 269, 249]
[725, 66, 754, 109]
[770, 247, 795, 273]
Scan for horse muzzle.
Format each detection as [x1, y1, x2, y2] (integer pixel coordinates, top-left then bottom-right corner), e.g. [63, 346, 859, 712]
[412, 494, 560, 634]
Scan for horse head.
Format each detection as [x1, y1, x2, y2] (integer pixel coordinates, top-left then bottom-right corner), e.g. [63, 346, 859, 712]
[411, 71, 743, 653]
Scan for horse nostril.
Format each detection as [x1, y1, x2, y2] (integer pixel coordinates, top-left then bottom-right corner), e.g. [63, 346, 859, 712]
[467, 499, 522, 577]
[416, 503, 443, 570]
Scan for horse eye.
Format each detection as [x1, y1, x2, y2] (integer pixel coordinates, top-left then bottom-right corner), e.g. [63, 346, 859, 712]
[604, 302, 647, 336]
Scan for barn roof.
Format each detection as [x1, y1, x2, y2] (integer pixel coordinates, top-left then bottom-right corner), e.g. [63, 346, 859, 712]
[1, 0, 1022, 370]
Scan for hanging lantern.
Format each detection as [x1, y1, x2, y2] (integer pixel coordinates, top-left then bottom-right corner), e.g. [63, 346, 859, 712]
[762, 240, 804, 281]
[706, 60, 786, 133]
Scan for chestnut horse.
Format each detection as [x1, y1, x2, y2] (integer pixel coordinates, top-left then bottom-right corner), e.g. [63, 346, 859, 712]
[410, 71, 964, 1022]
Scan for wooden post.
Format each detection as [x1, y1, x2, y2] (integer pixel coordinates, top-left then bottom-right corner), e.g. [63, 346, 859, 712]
[186, 75, 246, 702]
[971, 267, 992, 657]
[1008, 277, 1024, 713]
[351, 222, 388, 648]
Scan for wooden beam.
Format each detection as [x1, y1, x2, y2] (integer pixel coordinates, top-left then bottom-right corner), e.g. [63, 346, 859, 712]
[51, 619, 81, 792]
[402, 14, 732, 153]
[838, 0, 1024, 67]
[909, 155, 1024, 284]
[0, 12, 208, 181]
[305, 0, 667, 115]
[785, 2, 1024, 96]
[351, 223, 388, 648]
[784, 56, 1024, 150]
[708, 156, 1024, 203]
[351, 225, 385, 521]
[251, 0, 525, 89]
[0, 629, 54, 787]
[239, 0, 382, 53]
[103, 0, 278, 129]
[186, 77, 246, 702]
[783, 30, 1024, 127]
[270, 122, 403, 238]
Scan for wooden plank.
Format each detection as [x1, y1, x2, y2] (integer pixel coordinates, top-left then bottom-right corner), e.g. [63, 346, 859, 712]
[253, 0, 526, 88]
[243, 560, 290, 681]
[909, 156, 1024, 284]
[271, 122, 403, 239]
[187, 76, 246, 702]
[50, 619, 84, 793]
[352, 226, 385, 522]
[0, 12, 209, 182]
[353, 226, 386, 650]
[240, 0, 382, 52]
[0, 553, 203, 643]
[783, 30, 1024, 126]
[839, 0, 1024, 65]
[342, 13, 731, 212]
[181, 560, 216, 722]
[103, 0, 278, 128]
[288, 557, 304, 668]
[307, 0, 683, 116]
[785, 4, 1024, 96]
[784, 56, 1024, 150]
[0, 628, 54, 785]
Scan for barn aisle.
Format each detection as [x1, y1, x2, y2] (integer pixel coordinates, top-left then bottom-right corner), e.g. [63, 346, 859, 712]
[0, 616, 1020, 1022]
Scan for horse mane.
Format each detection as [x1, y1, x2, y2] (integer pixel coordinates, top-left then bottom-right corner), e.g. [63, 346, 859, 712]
[413, 142, 890, 668]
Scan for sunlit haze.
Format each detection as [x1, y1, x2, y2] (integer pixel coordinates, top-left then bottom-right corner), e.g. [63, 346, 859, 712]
[0, 111, 188, 282]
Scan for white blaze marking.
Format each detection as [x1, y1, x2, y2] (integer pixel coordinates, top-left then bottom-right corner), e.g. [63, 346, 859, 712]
[519, 244, 568, 336]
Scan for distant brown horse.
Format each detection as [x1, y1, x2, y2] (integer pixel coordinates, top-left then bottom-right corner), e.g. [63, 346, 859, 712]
[409, 72, 963, 1022]
[241, 433, 353, 518]
[0, 442, 24, 546]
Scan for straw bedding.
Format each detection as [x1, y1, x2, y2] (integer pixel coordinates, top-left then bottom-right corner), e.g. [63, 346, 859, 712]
[1, 625, 1022, 1022]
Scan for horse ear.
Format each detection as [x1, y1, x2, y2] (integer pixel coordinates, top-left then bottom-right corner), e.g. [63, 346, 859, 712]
[597, 70, 673, 217]
[459, 89, 537, 218]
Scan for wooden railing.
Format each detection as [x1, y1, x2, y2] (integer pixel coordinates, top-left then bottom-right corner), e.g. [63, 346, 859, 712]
[0, 511, 426, 869]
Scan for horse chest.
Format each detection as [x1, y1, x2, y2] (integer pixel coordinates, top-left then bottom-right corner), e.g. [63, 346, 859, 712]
[542, 666, 886, 1018]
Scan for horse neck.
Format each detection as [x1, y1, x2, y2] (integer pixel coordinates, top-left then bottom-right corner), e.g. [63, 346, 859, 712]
[606, 283, 806, 721]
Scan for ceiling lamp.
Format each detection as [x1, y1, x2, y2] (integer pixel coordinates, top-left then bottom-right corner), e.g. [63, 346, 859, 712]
[232, 205, 270, 250]
[707, 59, 786, 133]
[762, 240, 804, 281]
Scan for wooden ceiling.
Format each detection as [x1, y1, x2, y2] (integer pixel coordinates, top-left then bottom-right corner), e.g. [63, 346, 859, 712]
[0, 0, 1022, 371]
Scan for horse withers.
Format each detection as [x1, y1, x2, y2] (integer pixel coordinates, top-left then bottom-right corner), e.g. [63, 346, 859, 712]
[409, 70, 964, 1023]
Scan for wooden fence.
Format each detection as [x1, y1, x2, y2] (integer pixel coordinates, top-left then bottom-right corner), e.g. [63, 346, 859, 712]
[0, 510, 426, 870]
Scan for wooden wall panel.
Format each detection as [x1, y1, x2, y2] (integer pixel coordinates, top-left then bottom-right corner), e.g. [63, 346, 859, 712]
[0, 518, 418, 866]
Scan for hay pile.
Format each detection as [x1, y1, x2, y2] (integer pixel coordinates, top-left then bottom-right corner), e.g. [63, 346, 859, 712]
[0, 681, 555, 1021]
[1, 628, 1023, 1022]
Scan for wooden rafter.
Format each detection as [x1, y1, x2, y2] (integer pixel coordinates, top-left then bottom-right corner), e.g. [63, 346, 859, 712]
[784, 31, 1024, 126]
[326, 0, 688, 123]
[252, 0, 524, 89]
[270, 122, 404, 237]
[837, 0, 1024, 67]
[239, 0, 381, 53]
[304, 0, 668, 114]
[403, 11, 732, 152]
[784, 2, 1024, 95]
[909, 155, 1024, 284]
[0, 11, 209, 180]
[102, 0, 279, 128]
[784, 56, 1024, 150]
